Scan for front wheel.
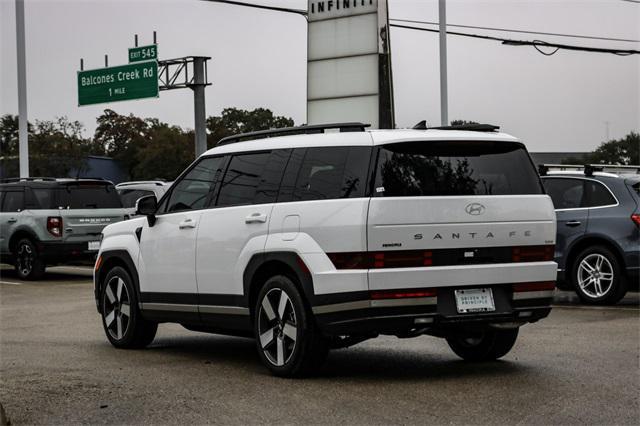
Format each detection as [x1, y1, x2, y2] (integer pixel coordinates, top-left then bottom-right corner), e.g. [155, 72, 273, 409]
[446, 328, 519, 361]
[254, 275, 328, 377]
[100, 266, 157, 349]
[14, 238, 45, 280]
[571, 245, 627, 305]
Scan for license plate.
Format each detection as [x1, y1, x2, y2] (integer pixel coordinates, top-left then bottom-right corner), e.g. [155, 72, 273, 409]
[88, 241, 100, 251]
[454, 288, 495, 313]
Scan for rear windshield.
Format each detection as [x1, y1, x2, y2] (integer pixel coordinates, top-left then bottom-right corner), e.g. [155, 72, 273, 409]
[55, 184, 122, 209]
[374, 141, 543, 197]
[118, 188, 155, 208]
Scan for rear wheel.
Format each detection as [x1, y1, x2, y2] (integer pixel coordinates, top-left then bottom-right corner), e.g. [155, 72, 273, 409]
[14, 238, 45, 280]
[446, 328, 519, 361]
[571, 245, 627, 305]
[100, 266, 157, 349]
[254, 275, 328, 377]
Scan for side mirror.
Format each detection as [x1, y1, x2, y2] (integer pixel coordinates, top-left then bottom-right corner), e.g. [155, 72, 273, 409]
[135, 195, 157, 226]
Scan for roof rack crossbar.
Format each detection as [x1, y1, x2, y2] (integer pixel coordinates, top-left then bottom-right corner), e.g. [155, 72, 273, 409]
[538, 163, 640, 176]
[412, 121, 500, 132]
[0, 177, 57, 183]
[429, 123, 500, 132]
[216, 122, 370, 146]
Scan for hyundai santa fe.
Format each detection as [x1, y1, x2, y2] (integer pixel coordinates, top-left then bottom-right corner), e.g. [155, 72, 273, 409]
[94, 123, 557, 377]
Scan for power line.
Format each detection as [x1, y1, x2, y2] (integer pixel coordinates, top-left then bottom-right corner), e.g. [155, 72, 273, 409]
[201, 0, 307, 17]
[390, 23, 639, 56]
[202, 0, 639, 56]
[390, 18, 640, 43]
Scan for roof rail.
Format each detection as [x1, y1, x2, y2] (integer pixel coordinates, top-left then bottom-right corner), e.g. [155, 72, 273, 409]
[0, 177, 57, 183]
[216, 122, 370, 146]
[538, 163, 640, 176]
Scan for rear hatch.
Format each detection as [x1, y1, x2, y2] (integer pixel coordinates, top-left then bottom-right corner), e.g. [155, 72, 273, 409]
[367, 139, 556, 290]
[54, 181, 126, 244]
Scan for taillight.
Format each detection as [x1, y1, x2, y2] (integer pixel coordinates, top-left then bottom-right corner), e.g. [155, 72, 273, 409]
[373, 251, 433, 268]
[512, 245, 554, 262]
[47, 216, 62, 237]
[370, 288, 437, 299]
[512, 281, 556, 292]
[631, 214, 640, 227]
[326, 252, 370, 269]
[327, 250, 433, 269]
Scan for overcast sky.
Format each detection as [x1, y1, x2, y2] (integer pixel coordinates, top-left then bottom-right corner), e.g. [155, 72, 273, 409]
[1, 0, 638, 152]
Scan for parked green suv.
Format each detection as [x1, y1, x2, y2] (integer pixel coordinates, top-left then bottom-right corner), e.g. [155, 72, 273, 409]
[0, 178, 127, 280]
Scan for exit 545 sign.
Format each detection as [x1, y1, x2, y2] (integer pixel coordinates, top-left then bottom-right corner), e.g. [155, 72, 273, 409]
[77, 61, 158, 106]
[129, 44, 157, 63]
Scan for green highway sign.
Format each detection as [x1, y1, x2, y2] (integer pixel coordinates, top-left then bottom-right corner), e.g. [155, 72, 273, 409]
[129, 44, 157, 63]
[77, 61, 159, 106]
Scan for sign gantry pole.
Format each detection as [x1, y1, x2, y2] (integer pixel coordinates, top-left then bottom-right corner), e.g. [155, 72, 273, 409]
[15, 0, 29, 177]
[192, 57, 208, 157]
[439, 0, 449, 126]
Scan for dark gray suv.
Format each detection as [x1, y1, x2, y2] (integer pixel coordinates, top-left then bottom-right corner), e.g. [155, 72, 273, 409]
[540, 165, 639, 304]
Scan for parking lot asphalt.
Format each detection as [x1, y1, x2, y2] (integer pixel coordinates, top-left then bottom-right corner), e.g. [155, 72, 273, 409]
[1, 266, 638, 425]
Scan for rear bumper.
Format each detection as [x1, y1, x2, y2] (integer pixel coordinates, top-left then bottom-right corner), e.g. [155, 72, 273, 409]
[37, 241, 99, 263]
[314, 285, 553, 336]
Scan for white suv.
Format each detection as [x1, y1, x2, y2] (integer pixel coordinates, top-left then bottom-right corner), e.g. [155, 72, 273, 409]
[94, 123, 557, 377]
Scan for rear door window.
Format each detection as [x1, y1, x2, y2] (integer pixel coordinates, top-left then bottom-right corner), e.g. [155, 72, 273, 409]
[374, 141, 543, 197]
[584, 181, 616, 207]
[278, 146, 371, 202]
[542, 178, 585, 209]
[1, 190, 24, 212]
[31, 188, 53, 209]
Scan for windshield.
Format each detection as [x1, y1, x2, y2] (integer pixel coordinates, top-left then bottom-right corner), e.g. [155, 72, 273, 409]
[374, 141, 544, 197]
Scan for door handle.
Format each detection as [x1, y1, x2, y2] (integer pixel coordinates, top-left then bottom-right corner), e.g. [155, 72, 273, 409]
[178, 218, 197, 229]
[245, 213, 267, 224]
[7, 218, 17, 223]
[565, 221, 581, 227]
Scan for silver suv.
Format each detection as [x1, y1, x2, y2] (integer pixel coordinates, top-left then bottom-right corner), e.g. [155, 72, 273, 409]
[0, 178, 127, 280]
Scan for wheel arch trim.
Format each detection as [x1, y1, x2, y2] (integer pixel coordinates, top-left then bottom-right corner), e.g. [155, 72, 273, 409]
[95, 250, 140, 314]
[243, 251, 315, 312]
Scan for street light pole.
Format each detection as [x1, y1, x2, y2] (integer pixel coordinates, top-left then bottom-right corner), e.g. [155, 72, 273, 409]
[15, 0, 29, 177]
[438, 0, 449, 126]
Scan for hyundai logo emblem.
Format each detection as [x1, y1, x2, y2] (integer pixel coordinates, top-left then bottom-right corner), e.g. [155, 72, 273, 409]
[465, 203, 485, 215]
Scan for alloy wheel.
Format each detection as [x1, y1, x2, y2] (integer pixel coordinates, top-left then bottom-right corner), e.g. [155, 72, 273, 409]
[577, 253, 614, 298]
[103, 276, 131, 340]
[16, 242, 34, 276]
[257, 288, 298, 367]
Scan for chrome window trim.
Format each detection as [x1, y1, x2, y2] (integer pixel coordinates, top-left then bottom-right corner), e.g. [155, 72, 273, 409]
[541, 176, 619, 211]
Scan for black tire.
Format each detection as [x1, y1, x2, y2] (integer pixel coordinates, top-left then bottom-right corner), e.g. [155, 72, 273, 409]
[570, 245, 627, 305]
[446, 328, 519, 362]
[253, 275, 328, 377]
[13, 238, 45, 280]
[100, 266, 157, 349]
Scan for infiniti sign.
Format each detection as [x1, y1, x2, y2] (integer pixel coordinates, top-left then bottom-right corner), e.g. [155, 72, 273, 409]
[465, 203, 485, 216]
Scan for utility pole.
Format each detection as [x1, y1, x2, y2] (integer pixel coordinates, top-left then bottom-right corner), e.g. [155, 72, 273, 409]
[438, 0, 449, 126]
[15, 0, 29, 177]
[192, 57, 208, 157]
